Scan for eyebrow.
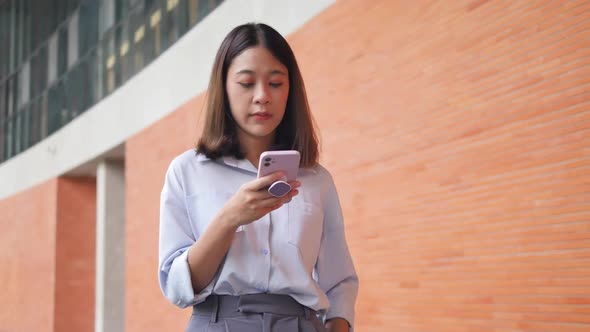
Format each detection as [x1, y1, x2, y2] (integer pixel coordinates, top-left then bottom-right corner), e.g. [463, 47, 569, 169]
[235, 69, 287, 76]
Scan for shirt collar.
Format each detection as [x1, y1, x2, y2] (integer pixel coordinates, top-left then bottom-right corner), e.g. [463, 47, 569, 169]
[196, 152, 317, 175]
[196, 153, 210, 162]
[196, 153, 257, 173]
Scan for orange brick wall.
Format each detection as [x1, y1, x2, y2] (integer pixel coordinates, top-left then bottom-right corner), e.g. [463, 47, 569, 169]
[54, 177, 96, 332]
[126, 0, 590, 331]
[0, 179, 58, 332]
[0, 177, 96, 332]
[126, 95, 206, 332]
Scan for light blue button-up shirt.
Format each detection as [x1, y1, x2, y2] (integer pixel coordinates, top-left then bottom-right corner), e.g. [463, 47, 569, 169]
[159, 149, 358, 328]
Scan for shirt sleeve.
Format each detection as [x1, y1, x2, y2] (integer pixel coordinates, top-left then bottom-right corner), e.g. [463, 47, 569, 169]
[158, 159, 213, 308]
[316, 172, 359, 331]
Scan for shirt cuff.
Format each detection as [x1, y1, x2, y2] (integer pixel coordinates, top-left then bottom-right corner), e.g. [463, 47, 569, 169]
[324, 292, 356, 331]
[164, 248, 213, 308]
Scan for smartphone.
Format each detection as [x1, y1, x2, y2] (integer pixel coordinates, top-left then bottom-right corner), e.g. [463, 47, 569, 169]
[257, 150, 301, 197]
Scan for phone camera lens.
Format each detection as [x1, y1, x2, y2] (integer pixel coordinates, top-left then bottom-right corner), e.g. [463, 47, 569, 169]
[264, 157, 272, 162]
[264, 162, 271, 167]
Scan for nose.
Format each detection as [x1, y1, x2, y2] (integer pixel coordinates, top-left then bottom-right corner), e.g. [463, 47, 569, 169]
[253, 83, 271, 105]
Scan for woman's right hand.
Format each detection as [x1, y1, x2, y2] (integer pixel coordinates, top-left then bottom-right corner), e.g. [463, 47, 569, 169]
[219, 171, 300, 228]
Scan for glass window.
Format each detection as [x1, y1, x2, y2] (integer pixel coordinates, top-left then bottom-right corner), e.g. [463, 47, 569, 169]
[116, 21, 133, 84]
[21, 0, 31, 61]
[58, 25, 69, 77]
[7, 75, 18, 117]
[1, 0, 225, 162]
[37, 0, 54, 47]
[100, 0, 116, 35]
[66, 0, 82, 17]
[79, 0, 99, 57]
[29, 0, 42, 54]
[128, 7, 145, 74]
[0, 2, 10, 79]
[19, 104, 31, 153]
[47, 80, 66, 135]
[47, 33, 58, 85]
[67, 11, 79, 69]
[145, 3, 162, 65]
[13, 108, 20, 154]
[30, 46, 48, 100]
[0, 82, 5, 161]
[163, 0, 188, 51]
[101, 28, 117, 95]
[84, 49, 99, 111]
[19, 61, 30, 107]
[29, 98, 40, 146]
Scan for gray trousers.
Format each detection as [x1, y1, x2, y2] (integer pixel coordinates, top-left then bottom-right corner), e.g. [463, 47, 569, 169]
[186, 294, 328, 332]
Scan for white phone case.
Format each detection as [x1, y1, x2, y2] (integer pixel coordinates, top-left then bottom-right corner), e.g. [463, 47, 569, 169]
[257, 150, 301, 182]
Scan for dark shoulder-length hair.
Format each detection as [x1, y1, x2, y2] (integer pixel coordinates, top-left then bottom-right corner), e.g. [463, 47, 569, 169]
[196, 23, 319, 168]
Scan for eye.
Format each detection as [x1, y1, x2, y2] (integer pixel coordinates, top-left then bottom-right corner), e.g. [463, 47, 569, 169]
[269, 82, 283, 88]
[238, 82, 254, 88]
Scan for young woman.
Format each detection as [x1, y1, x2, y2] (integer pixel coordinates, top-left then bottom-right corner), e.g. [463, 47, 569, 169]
[159, 23, 358, 332]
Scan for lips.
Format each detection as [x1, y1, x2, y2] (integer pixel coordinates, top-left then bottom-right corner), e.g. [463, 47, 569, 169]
[252, 112, 272, 120]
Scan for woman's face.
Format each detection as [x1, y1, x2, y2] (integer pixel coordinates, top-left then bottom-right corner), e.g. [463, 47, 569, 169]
[226, 46, 290, 143]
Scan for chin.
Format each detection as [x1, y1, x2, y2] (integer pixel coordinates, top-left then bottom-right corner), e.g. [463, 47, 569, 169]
[251, 130, 276, 138]
[245, 127, 278, 139]
[249, 122, 279, 135]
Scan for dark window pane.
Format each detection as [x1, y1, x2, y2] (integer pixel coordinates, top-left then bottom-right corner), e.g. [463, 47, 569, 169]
[163, 0, 188, 50]
[21, 104, 31, 152]
[0, 83, 5, 161]
[0, 83, 5, 123]
[129, 6, 145, 73]
[39, 93, 48, 140]
[30, 46, 47, 99]
[66, 0, 81, 15]
[47, 80, 66, 135]
[79, 0, 99, 56]
[13, 108, 21, 154]
[116, 22, 133, 84]
[0, 2, 10, 78]
[66, 65, 82, 117]
[84, 49, 99, 110]
[144, 4, 162, 65]
[57, 25, 68, 77]
[101, 28, 118, 95]
[29, 98, 40, 146]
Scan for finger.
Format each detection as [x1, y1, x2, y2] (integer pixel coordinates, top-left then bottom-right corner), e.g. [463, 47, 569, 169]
[258, 196, 284, 208]
[248, 171, 286, 191]
[248, 187, 275, 201]
[286, 189, 299, 201]
[269, 190, 298, 210]
[284, 188, 300, 203]
[269, 188, 299, 205]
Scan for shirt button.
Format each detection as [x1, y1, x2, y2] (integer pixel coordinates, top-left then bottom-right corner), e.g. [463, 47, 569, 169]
[261, 249, 269, 255]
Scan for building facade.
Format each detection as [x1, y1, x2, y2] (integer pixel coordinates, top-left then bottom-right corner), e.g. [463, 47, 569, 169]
[1, 1, 589, 331]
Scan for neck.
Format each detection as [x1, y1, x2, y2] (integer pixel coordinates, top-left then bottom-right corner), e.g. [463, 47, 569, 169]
[238, 130, 275, 168]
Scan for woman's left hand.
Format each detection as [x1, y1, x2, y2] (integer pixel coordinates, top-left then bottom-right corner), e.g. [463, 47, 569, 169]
[325, 317, 349, 332]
